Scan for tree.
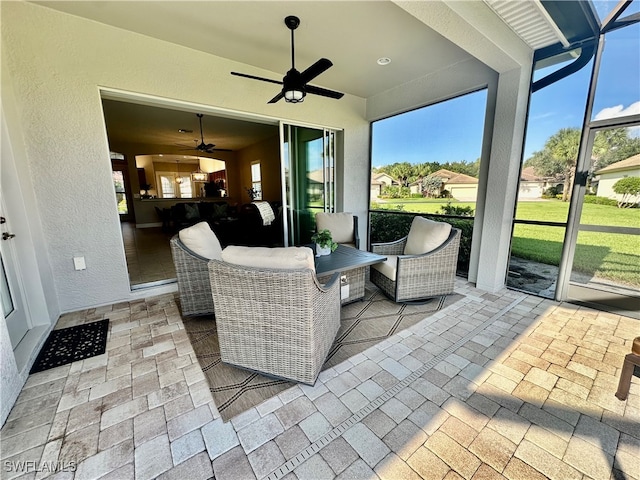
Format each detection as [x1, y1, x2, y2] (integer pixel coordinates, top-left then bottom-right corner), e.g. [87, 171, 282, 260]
[592, 128, 640, 171]
[389, 162, 413, 187]
[422, 175, 443, 197]
[612, 176, 640, 208]
[525, 127, 639, 202]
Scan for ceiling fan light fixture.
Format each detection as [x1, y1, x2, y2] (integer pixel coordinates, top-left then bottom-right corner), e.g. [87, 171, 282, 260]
[284, 89, 305, 103]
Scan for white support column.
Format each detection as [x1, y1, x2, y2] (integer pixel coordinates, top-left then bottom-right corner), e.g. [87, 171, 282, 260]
[474, 66, 532, 292]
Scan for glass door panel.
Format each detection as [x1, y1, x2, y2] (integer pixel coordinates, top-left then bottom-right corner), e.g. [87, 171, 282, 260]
[281, 124, 335, 246]
[565, 124, 640, 317]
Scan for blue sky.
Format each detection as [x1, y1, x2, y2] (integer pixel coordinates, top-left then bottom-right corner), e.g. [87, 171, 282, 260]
[372, 6, 639, 169]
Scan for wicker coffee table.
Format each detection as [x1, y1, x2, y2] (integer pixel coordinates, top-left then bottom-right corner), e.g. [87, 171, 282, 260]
[315, 245, 386, 304]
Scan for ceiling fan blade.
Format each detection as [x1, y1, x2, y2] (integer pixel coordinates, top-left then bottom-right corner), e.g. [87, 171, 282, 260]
[300, 58, 333, 84]
[207, 147, 233, 153]
[231, 72, 283, 86]
[268, 91, 285, 104]
[305, 85, 344, 100]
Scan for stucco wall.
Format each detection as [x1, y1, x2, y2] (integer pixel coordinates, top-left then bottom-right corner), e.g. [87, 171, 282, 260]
[237, 135, 282, 204]
[1, 1, 367, 312]
[597, 169, 640, 200]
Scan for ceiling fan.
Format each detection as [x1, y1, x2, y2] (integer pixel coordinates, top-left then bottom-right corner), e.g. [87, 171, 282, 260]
[231, 15, 344, 104]
[177, 114, 231, 153]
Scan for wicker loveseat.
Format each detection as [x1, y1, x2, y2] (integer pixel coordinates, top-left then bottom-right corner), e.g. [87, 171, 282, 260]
[170, 222, 223, 317]
[209, 246, 341, 385]
[370, 217, 461, 303]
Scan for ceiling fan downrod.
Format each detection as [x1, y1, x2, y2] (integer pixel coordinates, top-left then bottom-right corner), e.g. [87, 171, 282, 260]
[285, 15, 300, 71]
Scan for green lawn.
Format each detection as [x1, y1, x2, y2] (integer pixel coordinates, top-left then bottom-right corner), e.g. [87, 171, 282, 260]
[373, 198, 640, 287]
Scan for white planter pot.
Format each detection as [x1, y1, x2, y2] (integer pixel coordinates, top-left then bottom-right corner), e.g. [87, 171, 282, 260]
[316, 244, 332, 256]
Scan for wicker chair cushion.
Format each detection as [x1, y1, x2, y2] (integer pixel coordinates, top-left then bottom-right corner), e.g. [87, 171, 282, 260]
[371, 255, 398, 281]
[178, 221, 222, 260]
[316, 212, 354, 244]
[404, 217, 452, 255]
[222, 245, 315, 271]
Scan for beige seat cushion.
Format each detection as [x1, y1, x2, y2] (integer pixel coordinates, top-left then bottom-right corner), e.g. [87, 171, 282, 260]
[371, 255, 398, 281]
[179, 221, 222, 260]
[222, 246, 315, 271]
[316, 212, 354, 244]
[404, 217, 452, 255]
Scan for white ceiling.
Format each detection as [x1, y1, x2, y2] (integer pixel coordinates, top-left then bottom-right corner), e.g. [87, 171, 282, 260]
[36, 1, 564, 152]
[35, 1, 474, 99]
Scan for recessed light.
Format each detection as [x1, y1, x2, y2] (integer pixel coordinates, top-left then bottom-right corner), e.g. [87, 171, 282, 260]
[178, 129, 193, 133]
[377, 57, 391, 66]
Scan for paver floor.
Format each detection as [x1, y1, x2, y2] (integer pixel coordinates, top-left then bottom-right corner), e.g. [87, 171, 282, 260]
[1, 280, 638, 480]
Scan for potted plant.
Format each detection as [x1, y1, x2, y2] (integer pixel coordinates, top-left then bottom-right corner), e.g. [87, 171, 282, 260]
[311, 229, 338, 256]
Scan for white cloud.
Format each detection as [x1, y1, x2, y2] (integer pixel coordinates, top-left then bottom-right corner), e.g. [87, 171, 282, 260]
[593, 101, 640, 121]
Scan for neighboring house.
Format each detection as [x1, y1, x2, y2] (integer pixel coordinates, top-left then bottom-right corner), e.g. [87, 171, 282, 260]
[416, 169, 479, 201]
[370, 172, 399, 200]
[518, 166, 561, 199]
[594, 154, 640, 203]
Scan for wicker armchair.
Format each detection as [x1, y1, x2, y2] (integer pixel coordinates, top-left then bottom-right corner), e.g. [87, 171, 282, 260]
[370, 225, 461, 303]
[208, 255, 341, 385]
[170, 225, 221, 317]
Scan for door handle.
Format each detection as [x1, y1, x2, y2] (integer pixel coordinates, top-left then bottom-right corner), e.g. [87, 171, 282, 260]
[2, 232, 15, 240]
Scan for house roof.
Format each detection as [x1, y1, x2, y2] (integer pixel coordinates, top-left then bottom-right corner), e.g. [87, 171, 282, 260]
[431, 169, 478, 185]
[594, 154, 640, 175]
[520, 166, 548, 182]
[371, 173, 398, 185]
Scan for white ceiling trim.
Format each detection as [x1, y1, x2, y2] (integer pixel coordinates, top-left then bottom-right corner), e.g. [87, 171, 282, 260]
[483, 0, 570, 50]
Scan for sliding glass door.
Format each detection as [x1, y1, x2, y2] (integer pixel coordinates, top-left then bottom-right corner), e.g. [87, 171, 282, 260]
[280, 124, 335, 246]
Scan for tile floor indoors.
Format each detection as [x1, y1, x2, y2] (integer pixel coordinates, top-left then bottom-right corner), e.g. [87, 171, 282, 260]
[121, 223, 176, 287]
[1, 279, 638, 480]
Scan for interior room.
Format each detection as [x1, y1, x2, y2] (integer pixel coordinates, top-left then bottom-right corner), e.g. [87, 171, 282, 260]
[1, 1, 638, 479]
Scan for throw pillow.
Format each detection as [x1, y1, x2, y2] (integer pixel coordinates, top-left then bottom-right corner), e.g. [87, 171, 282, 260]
[213, 203, 228, 219]
[179, 221, 222, 260]
[185, 203, 200, 220]
[404, 217, 452, 255]
[221, 246, 315, 271]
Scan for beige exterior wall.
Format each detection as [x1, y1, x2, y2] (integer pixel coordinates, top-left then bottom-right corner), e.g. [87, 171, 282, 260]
[597, 169, 640, 201]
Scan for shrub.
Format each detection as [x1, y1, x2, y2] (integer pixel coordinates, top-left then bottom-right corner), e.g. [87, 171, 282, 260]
[612, 176, 640, 208]
[543, 185, 562, 197]
[439, 201, 474, 216]
[583, 195, 618, 206]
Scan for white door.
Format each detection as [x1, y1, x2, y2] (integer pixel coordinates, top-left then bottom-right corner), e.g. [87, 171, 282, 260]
[0, 212, 29, 348]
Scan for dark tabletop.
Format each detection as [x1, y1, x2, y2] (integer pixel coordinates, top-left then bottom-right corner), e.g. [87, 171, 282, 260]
[314, 244, 386, 276]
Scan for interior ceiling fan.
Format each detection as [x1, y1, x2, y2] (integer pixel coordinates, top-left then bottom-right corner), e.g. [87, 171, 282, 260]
[231, 15, 344, 104]
[177, 114, 231, 154]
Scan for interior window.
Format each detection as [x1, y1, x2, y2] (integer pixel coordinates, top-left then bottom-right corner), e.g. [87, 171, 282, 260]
[251, 162, 263, 200]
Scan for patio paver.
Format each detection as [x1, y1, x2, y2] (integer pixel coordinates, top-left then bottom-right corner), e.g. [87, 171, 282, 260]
[1, 279, 638, 480]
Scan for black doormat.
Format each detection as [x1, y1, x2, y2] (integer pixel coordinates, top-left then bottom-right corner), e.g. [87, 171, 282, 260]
[30, 319, 109, 374]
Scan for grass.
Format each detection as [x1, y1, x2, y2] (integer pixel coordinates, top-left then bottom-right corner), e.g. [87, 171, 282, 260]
[373, 198, 640, 287]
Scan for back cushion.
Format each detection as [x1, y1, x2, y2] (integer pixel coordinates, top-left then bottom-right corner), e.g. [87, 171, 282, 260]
[316, 212, 354, 244]
[179, 221, 222, 260]
[404, 217, 452, 255]
[222, 246, 315, 271]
